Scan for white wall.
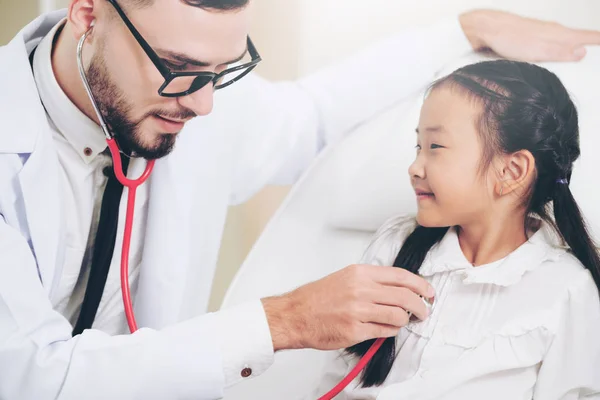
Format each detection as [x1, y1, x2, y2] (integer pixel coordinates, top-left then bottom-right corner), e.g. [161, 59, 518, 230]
[0, 0, 39, 44]
[39, 0, 58, 13]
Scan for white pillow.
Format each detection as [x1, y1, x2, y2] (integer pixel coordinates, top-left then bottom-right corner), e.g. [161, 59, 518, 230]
[327, 47, 600, 239]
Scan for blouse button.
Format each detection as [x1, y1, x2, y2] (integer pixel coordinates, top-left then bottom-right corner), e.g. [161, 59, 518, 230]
[241, 367, 252, 378]
[83, 147, 93, 157]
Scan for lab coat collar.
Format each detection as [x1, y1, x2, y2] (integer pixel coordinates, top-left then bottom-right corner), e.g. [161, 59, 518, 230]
[0, 10, 67, 154]
[32, 17, 108, 164]
[419, 222, 563, 287]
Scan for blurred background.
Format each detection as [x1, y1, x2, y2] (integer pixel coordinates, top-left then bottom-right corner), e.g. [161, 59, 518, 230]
[2, 0, 599, 312]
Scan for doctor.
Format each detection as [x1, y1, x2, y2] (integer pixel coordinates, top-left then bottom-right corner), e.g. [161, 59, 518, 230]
[1, 0, 599, 399]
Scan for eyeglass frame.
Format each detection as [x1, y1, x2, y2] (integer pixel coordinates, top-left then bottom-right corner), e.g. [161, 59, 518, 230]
[106, 0, 262, 98]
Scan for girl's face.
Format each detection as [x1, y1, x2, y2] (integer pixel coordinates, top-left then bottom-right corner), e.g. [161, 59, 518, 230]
[409, 86, 497, 228]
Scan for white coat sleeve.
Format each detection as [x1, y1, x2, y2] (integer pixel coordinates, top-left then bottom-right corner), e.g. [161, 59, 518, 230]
[221, 18, 472, 205]
[0, 219, 273, 400]
[533, 269, 600, 399]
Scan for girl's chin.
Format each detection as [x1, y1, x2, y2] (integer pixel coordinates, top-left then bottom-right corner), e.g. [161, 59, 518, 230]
[416, 213, 450, 228]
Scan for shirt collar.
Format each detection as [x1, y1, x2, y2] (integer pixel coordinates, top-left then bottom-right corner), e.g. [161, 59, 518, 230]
[419, 222, 564, 287]
[33, 18, 107, 164]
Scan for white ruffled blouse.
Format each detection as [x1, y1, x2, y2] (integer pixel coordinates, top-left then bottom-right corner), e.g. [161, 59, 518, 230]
[310, 217, 600, 400]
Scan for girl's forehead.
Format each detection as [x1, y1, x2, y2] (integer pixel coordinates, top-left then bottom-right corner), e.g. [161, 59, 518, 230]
[419, 87, 482, 139]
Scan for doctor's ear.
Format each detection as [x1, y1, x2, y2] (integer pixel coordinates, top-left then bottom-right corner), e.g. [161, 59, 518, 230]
[68, 0, 98, 40]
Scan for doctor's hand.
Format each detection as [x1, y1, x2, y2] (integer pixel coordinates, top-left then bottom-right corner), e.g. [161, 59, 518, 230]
[261, 264, 434, 351]
[459, 10, 600, 62]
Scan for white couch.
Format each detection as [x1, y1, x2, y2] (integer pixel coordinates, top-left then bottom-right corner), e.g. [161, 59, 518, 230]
[220, 40, 600, 400]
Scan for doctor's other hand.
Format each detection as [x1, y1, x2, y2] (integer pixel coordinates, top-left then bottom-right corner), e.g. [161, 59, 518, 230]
[261, 264, 434, 351]
[459, 9, 600, 62]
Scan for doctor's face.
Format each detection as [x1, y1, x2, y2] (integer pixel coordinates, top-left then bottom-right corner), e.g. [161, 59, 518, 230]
[83, 0, 251, 159]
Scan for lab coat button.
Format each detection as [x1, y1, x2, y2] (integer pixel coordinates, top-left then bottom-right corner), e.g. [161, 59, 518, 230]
[83, 147, 93, 156]
[241, 367, 252, 378]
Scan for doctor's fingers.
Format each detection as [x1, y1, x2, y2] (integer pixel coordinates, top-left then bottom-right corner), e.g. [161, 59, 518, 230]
[554, 28, 600, 61]
[561, 26, 600, 46]
[363, 265, 435, 300]
[367, 286, 431, 322]
[538, 30, 600, 62]
[362, 322, 404, 341]
[467, 10, 600, 63]
[528, 25, 600, 61]
[359, 303, 412, 329]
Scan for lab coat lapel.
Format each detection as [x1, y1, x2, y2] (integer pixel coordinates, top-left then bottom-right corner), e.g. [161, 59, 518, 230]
[17, 133, 63, 295]
[0, 13, 66, 295]
[134, 153, 194, 329]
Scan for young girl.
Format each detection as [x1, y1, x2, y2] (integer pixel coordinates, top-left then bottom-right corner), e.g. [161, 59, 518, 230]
[310, 60, 600, 399]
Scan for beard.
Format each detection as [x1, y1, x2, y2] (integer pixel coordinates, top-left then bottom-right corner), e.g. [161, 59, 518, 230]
[86, 51, 196, 160]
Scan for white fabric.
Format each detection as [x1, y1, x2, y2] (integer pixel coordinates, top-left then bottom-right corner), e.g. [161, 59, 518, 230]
[309, 217, 600, 399]
[0, 10, 472, 400]
[325, 49, 600, 234]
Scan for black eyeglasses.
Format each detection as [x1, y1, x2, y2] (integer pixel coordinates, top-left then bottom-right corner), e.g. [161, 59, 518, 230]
[107, 0, 262, 98]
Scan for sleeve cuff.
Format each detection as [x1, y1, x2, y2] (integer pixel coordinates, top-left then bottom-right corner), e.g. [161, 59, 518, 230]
[213, 300, 275, 387]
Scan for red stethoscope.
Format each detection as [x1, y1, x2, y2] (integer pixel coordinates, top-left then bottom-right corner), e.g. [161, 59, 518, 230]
[76, 23, 383, 400]
[77, 23, 153, 333]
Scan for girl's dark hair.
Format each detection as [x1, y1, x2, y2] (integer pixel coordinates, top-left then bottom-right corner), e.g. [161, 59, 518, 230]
[346, 60, 600, 387]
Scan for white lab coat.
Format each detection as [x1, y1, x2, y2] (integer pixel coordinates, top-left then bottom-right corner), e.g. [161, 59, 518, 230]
[0, 10, 472, 400]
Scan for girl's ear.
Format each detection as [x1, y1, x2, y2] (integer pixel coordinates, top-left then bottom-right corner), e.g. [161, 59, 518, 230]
[495, 150, 536, 197]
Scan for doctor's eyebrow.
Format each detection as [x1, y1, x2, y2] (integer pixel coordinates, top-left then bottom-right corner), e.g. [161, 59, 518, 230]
[157, 48, 248, 67]
[415, 126, 446, 134]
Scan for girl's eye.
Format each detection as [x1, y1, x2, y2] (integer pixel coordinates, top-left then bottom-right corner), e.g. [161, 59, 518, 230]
[430, 143, 444, 149]
[415, 144, 422, 151]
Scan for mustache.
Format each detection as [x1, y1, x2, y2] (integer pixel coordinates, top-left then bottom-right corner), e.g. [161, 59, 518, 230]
[146, 107, 197, 121]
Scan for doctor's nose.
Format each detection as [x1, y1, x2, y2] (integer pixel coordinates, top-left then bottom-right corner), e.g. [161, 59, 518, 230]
[177, 83, 215, 117]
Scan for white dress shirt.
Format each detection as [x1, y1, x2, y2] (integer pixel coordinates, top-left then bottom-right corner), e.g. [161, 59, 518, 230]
[311, 216, 600, 399]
